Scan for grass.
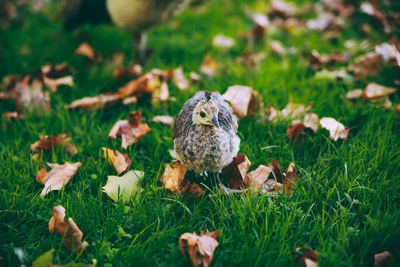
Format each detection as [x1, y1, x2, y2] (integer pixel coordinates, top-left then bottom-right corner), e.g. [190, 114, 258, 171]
[1, 0, 400, 266]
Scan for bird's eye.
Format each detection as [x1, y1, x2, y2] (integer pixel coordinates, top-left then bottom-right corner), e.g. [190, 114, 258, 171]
[200, 111, 206, 118]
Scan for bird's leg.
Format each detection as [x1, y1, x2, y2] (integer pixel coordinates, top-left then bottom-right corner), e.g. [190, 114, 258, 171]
[214, 172, 247, 195]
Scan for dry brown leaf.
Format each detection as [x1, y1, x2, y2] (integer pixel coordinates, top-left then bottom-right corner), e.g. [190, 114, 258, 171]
[295, 247, 318, 267]
[223, 85, 262, 117]
[179, 230, 219, 267]
[2, 111, 23, 120]
[348, 53, 381, 80]
[374, 43, 400, 67]
[374, 251, 396, 267]
[11, 76, 50, 114]
[159, 161, 204, 198]
[360, 2, 391, 34]
[113, 63, 142, 83]
[308, 50, 351, 70]
[122, 96, 138, 105]
[269, 102, 313, 122]
[224, 154, 251, 189]
[31, 134, 77, 156]
[108, 111, 151, 149]
[41, 63, 74, 92]
[306, 12, 336, 32]
[200, 53, 218, 77]
[363, 83, 397, 99]
[75, 42, 95, 61]
[320, 117, 349, 141]
[48, 205, 89, 252]
[68, 93, 122, 110]
[243, 164, 273, 191]
[287, 122, 306, 143]
[260, 160, 298, 197]
[172, 67, 190, 90]
[118, 69, 166, 97]
[102, 147, 131, 175]
[36, 162, 81, 196]
[151, 115, 174, 125]
[345, 89, 364, 99]
[236, 50, 267, 68]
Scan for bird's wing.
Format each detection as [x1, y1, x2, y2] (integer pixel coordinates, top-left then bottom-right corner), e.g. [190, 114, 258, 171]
[172, 93, 201, 139]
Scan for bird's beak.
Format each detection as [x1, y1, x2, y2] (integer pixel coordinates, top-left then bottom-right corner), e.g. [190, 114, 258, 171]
[211, 115, 220, 128]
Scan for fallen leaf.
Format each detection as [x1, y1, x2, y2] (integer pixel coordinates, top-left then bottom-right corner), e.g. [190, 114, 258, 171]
[287, 122, 306, 143]
[31, 134, 77, 156]
[189, 72, 202, 82]
[118, 69, 165, 97]
[11, 76, 50, 114]
[269, 40, 286, 55]
[172, 67, 190, 90]
[152, 81, 170, 102]
[295, 247, 318, 267]
[68, 93, 122, 110]
[306, 12, 336, 32]
[102, 147, 131, 175]
[270, 102, 313, 122]
[41, 63, 74, 92]
[308, 50, 351, 70]
[113, 63, 142, 83]
[360, 2, 391, 34]
[179, 230, 219, 267]
[224, 154, 251, 189]
[48, 205, 89, 252]
[122, 96, 138, 105]
[200, 53, 218, 77]
[374, 43, 400, 67]
[236, 49, 267, 68]
[395, 104, 400, 116]
[363, 83, 397, 99]
[374, 251, 396, 267]
[303, 113, 319, 132]
[212, 34, 235, 49]
[320, 117, 349, 141]
[243, 164, 273, 191]
[268, 0, 296, 18]
[102, 170, 143, 203]
[75, 42, 95, 61]
[345, 89, 364, 99]
[223, 85, 262, 117]
[348, 52, 381, 80]
[159, 161, 204, 198]
[32, 249, 95, 267]
[36, 162, 81, 196]
[108, 111, 151, 149]
[2, 111, 23, 120]
[151, 115, 174, 125]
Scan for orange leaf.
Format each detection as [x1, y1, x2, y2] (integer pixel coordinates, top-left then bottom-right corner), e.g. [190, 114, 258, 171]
[49, 205, 89, 252]
[374, 251, 396, 267]
[102, 147, 131, 175]
[75, 42, 95, 61]
[108, 111, 151, 149]
[30, 134, 77, 156]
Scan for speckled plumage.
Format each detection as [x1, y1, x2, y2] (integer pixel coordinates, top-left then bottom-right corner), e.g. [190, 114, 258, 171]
[173, 91, 240, 174]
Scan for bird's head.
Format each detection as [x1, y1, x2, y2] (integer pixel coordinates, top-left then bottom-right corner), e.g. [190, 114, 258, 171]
[193, 91, 220, 127]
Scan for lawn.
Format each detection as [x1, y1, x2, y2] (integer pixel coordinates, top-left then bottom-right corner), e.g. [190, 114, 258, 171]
[1, 0, 400, 266]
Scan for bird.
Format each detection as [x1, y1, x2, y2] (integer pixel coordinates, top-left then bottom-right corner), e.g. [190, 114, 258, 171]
[172, 91, 241, 193]
[62, 0, 190, 60]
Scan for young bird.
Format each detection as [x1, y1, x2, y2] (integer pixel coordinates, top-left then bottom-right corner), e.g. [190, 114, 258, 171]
[62, 0, 190, 60]
[172, 91, 241, 192]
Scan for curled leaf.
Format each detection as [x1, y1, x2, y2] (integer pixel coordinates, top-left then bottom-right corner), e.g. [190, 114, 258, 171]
[48, 205, 89, 252]
[172, 67, 190, 90]
[224, 154, 251, 189]
[30, 134, 77, 156]
[108, 111, 151, 149]
[320, 117, 349, 141]
[179, 230, 219, 267]
[41, 63, 74, 92]
[36, 162, 81, 196]
[287, 122, 306, 143]
[363, 83, 397, 99]
[295, 247, 318, 267]
[244, 164, 273, 191]
[200, 53, 218, 77]
[223, 85, 262, 117]
[374, 251, 396, 267]
[102, 147, 131, 175]
[102, 170, 143, 203]
[113, 63, 142, 83]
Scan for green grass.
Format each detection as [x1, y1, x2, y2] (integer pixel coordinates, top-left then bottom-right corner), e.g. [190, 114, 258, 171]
[1, 0, 400, 266]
